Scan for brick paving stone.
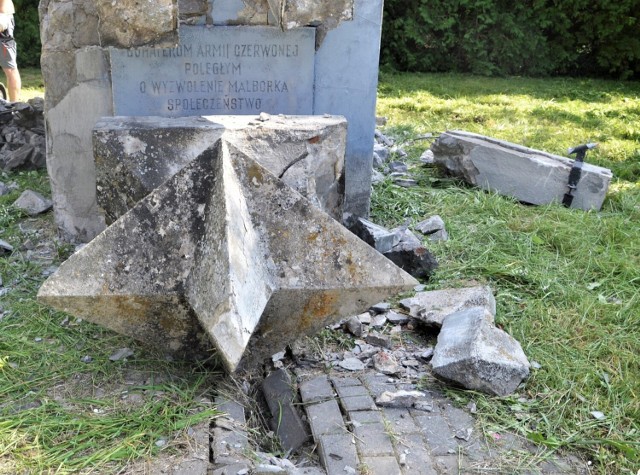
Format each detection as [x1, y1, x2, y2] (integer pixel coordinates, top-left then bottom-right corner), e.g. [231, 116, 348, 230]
[397, 433, 438, 475]
[442, 404, 475, 430]
[380, 408, 420, 435]
[215, 397, 246, 421]
[361, 456, 402, 475]
[262, 369, 309, 451]
[318, 432, 359, 475]
[306, 399, 346, 437]
[413, 413, 459, 456]
[349, 410, 395, 457]
[211, 398, 250, 467]
[300, 375, 335, 403]
[330, 376, 362, 387]
[335, 384, 376, 412]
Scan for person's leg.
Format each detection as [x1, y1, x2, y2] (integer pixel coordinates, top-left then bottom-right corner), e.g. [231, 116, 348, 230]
[3, 65, 19, 101]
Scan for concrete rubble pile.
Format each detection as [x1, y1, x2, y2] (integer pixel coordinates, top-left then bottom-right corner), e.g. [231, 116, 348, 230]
[208, 283, 533, 474]
[0, 98, 46, 172]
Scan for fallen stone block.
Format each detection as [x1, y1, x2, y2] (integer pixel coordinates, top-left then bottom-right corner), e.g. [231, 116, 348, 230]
[93, 115, 348, 224]
[38, 139, 418, 371]
[13, 190, 53, 216]
[382, 228, 438, 280]
[344, 215, 399, 254]
[431, 307, 530, 396]
[262, 369, 309, 452]
[431, 130, 612, 211]
[399, 285, 496, 329]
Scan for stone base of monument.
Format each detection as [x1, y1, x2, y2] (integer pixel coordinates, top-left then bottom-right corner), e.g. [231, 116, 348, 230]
[38, 137, 418, 372]
[93, 114, 347, 224]
[431, 130, 612, 211]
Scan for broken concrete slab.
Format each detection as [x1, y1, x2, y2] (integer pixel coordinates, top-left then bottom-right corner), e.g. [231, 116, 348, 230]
[431, 307, 530, 396]
[382, 228, 438, 280]
[399, 285, 496, 329]
[431, 130, 612, 211]
[262, 369, 309, 452]
[38, 139, 418, 371]
[344, 215, 400, 254]
[93, 114, 347, 223]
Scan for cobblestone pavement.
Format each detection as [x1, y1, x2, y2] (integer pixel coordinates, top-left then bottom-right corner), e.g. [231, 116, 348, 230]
[209, 366, 592, 475]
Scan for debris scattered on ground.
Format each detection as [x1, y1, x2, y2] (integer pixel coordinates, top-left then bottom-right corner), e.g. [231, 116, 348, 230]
[0, 98, 46, 172]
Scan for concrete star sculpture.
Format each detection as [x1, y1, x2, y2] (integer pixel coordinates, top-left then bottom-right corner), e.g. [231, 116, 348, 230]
[38, 139, 418, 372]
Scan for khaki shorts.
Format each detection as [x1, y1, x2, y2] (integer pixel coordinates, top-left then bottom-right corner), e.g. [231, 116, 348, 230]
[0, 14, 16, 70]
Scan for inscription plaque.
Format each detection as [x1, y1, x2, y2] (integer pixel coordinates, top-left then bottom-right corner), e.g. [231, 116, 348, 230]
[111, 26, 315, 117]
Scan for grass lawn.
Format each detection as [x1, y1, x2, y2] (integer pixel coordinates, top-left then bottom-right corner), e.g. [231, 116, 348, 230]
[1, 71, 638, 473]
[375, 72, 640, 473]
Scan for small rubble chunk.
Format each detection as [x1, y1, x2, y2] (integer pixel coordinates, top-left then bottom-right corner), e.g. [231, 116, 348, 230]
[109, 348, 134, 361]
[376, 390, 426, 408]
[339, 358, 366, 372]
[344, 215, 400, 254]
[365, 332, 392, 349]
[431, 307, 530, 396]
[383, 228, 438, 280]
[0, 239, 13, 255]
[415, 215, 449, 242]
[13, 190, 53, 216]
[373, 351, 401, 375]
[399, 285, 496, 329]
[344, 315, 363, 337]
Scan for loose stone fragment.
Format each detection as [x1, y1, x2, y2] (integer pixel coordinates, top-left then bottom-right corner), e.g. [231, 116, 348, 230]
[383, 228, 438, 280]
[345, 316, 363, 337]
[109, 348, 134, 361]
[339, 358, 366, 372]
[13, 190, 53, 216]
[376, 390, 426, 408]
[373, 351, 400, 375]
[365, 332, 392, 349]
[431, 130, 612, 211]
[38, 139, 418, 372]
[431, 307, 530, 396]
[399, 285, 496, 329]
[415, 215, 449, 242]
[0, 239, 13, 255]
[344, 215, 400, 253]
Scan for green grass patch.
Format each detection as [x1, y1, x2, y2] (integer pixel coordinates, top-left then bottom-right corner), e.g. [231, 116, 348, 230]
[1, 170, 221, 474]
[17, 67, 44, 101]
[376, 73, 640, 473]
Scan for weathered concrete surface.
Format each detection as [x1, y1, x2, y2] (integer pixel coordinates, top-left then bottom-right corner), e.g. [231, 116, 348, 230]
[39, 139, 418, 371]
[431, 307, 530, 396]
[110, 26, 316, 118]
[93, 114, 347, 223]
[399, 285, 496, 329]
[40, 47, 113, 242]
[266, 0, 353, 31]
[314, 0, 383, 217]
[40, 0, 382, 242]
[431, 130, 612, 211]
[39, 0, 178, 52]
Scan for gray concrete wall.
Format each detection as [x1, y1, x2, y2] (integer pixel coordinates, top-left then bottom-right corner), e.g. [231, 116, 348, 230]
[40, 0, 382, 242]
